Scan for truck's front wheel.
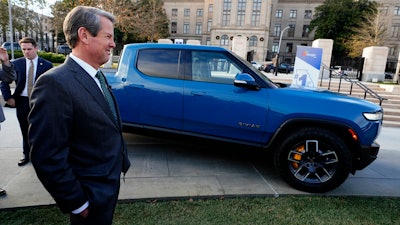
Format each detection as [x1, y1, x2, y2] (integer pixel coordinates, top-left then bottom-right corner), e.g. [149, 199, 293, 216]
[275, 127, 352, 193]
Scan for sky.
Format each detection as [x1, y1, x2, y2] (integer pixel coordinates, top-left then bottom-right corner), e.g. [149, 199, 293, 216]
[39, 0, 56, 17]
[26, 0, 56, 17]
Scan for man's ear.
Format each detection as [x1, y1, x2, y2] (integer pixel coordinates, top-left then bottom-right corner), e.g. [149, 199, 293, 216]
[77, 27, 90, 45]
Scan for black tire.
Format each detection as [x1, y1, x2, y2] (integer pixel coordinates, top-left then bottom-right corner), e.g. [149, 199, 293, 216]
[275, 127, 352, 193]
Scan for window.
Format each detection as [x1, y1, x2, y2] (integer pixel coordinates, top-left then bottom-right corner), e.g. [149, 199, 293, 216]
[272, 42, 279, 53]
[137, 49, 181, 79]
[286, 43, 293, 53]
[191, 51, 242, 84]
[302, 25, 309, 37]
[195, 23, 203, 34]
[389, 46, 395, 56]
[207, 19, 212, 32]
[288, 25, 295, 37]
[220, 34, 229, 45]
[183, 22, 190, 34]
[274, 24, 281, 36]
[249, 36, 257, 47]
[184, 9, 190, 17]
[251, 0, 261, 27]
[380, 6, 388, 16]
[209, 4, 213, 13]
[222, 0, 232, 26]
[289, 10, 297, 19]
[275, 9, 282, 18]
[197, 9, 203, 17]
[172, 8, 178, 17]
[237, 0, 246, 26]
[206, 37, 211, 45]
[391, 24, 400, 38]
[304, 10, 312, 19]
[171, 22, 177, 34]
[395, 6, 400, 16]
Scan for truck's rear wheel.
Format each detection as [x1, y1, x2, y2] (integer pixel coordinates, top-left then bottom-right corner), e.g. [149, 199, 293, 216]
[275, 127, 352, 193]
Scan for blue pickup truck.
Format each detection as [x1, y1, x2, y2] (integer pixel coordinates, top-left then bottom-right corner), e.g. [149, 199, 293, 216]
[107, 43, 383, 193]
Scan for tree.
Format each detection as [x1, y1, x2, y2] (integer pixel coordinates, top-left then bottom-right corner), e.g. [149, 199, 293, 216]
[309, 0, 378, 62]
[50, 0, 73, 44]
[50, 0, 169, 46]
[0, 0, 51, 45]
[0, 0, 9, 42]
[345, 6, 389, 58]
[116, 0, 169, 43]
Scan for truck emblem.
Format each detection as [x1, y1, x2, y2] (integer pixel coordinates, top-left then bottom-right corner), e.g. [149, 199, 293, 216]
[238, 122, 261, 129]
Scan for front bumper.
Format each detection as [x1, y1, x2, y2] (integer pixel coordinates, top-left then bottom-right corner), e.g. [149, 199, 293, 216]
[353, 141, 380, 171]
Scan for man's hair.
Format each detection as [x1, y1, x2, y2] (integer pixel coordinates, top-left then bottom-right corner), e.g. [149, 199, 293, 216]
[63, 6, 115, 49]
[19, 37, 37, 47]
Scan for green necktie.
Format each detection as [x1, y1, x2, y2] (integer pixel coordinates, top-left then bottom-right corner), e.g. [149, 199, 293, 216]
[95, 71, 117, 121]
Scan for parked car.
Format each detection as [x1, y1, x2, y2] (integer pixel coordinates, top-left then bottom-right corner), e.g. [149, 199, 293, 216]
[107, 43, 382, 193]
[331, 66, 345, 76]
[260, 63, 275, 73]
[384, 72, 393, 79]
[57, 44, 71, 55]
[277, 63, 294, 73]
[250, 61, 263, 70]
[1, 42, 21, 51]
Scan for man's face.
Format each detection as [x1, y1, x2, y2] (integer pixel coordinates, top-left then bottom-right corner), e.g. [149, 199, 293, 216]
[87, 16, 116, 67]
[20, 42, 39, 60]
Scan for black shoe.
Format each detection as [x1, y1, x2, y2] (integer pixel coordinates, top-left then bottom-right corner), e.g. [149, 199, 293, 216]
[0, 188, 6, 196]
[18, 158, 30, 166]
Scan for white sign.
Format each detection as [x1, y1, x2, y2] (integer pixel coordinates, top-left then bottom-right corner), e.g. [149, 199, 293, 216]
[291, 46, 323, 90]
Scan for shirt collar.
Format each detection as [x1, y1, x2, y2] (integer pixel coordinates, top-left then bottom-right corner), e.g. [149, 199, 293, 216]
[69, 54, 98, 79]
[26, 56, 38, 65]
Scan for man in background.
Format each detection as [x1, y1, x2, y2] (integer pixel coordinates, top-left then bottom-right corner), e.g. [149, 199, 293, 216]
[0, 37, 53, 166]
[0, 46, 17, 196]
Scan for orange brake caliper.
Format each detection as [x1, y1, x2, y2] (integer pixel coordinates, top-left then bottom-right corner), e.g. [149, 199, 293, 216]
[292, 146, 305, 169]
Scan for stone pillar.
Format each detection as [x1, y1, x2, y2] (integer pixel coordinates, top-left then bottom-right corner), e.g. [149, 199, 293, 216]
[361, 46, 389, 82]
[103, 51, 113, 68]
[312, 39, 333, 79]
[394, 51, 400, 84]
[232, 35, 248, 60]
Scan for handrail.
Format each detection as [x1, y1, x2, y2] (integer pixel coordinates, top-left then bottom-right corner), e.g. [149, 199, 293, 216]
[319, 64, 387, 106]
[340, 75, 387, 106]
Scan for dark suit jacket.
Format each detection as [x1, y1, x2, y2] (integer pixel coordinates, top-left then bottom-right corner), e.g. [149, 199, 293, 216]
[28, 57, 131, 219]
[0, 67, 15, 122]
[0, 57, 53, 101]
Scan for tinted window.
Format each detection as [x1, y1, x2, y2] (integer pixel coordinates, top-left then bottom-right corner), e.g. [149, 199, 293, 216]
[137, 49, 181, 79]
[191, 51, 242, 84]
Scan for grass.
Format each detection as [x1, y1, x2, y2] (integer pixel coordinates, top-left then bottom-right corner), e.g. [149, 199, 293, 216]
[1, 196, 399, 224]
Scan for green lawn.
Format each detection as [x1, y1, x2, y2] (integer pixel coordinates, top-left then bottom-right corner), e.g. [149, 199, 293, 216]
[1, 196, 399, 224]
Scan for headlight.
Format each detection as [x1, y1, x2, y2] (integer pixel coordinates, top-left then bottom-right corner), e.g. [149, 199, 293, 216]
[363, 111, 383, 121]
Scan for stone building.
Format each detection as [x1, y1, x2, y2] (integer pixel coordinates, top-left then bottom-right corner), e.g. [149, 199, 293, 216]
[163, 0, 400, 70]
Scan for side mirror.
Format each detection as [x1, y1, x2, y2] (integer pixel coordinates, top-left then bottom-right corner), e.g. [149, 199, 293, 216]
[234, 73, 260, 90]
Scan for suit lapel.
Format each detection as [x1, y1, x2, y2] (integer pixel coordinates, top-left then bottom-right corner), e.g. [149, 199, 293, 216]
[16, 59, 27, 91]
[36, 58, 47, 79]
[66, 58, 120, 128]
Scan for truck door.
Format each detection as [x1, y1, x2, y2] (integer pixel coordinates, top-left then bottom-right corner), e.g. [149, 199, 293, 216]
[183, 50, 269, 144]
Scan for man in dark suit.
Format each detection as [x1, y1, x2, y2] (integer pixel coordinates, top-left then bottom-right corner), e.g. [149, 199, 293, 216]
[0, 46, 17, 196]
[28, 6, 130, 225]
[0, 37, 53, 166]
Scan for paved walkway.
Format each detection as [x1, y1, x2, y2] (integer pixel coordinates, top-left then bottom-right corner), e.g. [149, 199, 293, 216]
[1, 104, 400, 210]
